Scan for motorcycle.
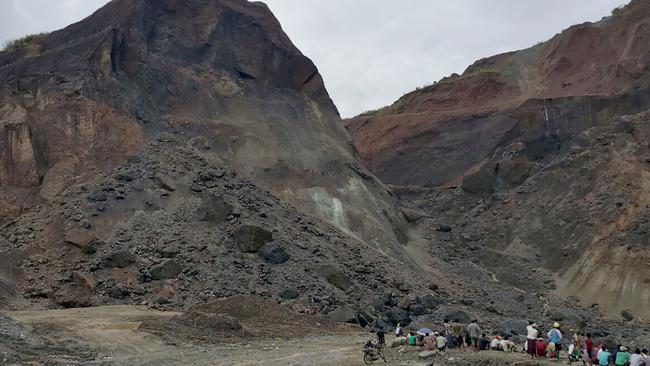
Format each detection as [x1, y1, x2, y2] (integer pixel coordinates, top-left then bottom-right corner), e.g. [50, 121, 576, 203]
[363, 340, 387, 364]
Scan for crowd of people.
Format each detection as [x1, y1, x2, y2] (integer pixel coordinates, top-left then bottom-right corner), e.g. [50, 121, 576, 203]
[524, 321, 648, 366]
[375, 319, 648, 366]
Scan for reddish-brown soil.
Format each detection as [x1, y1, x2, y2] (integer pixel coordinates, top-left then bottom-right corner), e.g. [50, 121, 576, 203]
[347, 0, 650, 187]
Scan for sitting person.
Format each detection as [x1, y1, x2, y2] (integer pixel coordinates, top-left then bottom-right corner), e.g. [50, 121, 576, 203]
[416, 333, 425, 346]
[548, 341, 557, 359]
[536, 338, 547, 357]
[490, 336, 502, 350]
[408, 332, 417, 346]
[423, 333, 436, 351]
[479, 333, 490, 351]
[500, 336, 516, 352]
[435, 332, 447, 351]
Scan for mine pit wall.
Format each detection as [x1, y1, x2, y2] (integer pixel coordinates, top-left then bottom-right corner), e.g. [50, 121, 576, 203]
[502, 87, 650, 152]
[557, 245, 650, 320]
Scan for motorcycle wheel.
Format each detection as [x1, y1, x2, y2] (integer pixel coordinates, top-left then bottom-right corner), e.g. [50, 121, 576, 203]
[363, 352, 372, 365]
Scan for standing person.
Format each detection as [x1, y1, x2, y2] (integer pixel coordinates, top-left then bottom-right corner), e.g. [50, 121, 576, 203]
[395, 322, 404, 338]
[444, 319, 454, 347]
[467, 319, 481, 350]
[598, 346, 612, 366]
[615, 346, 630, 366]
[376, 326, 386, 349]
[586, 333, 594, 359]
[527, 321, 540, 358]
[452, 321, 463, 348]
[629, 348, 644, 366]
[548, 322, 563, 360]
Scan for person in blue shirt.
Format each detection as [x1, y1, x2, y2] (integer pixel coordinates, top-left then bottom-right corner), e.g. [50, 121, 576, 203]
[598, 346, 612, 366]
[547, 322, 563, 360]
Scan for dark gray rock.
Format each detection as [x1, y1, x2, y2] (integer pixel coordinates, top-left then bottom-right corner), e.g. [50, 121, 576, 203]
[161, 245, 180, 258]
[444, 309, 471, 324]
[154, 175, 175, 191]
[494, 319, 528, 337]
[150, 259, 182, 280]
[325, 306, 357, 323]
[621, 309, 634, 321]
[105, 250, 136, 268]
[421, 294, 440, 310]
[436, 224, 452, 232]
[233, 225, 273, 253]
[385, 308, 410, 325]
[258, 243, 289, 264]
[279, 289, 299, 300]
[198, 195, 233, 222]
[108, 286, 129, 299]
[409, 304, 426, 316]
[317, 264, 352, 291]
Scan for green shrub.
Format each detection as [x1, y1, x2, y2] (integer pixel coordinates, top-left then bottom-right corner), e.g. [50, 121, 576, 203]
[611, 3, 628, 16]
[2, 32, 49, 52]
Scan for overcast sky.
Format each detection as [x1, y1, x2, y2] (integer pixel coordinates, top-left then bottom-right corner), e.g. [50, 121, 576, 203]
[1, 0, 628, 117]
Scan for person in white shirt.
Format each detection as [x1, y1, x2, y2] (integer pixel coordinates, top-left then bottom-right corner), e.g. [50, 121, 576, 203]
[526, 322, 539, 358]
[630, 348, 645, 366]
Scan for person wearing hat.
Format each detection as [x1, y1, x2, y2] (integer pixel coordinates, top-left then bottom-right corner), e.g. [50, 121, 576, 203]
[548, 322, 563, 360]
[615, 346, 630, 366]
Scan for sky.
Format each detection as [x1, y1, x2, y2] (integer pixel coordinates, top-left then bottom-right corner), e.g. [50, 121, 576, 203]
[0, 0, 628, 117]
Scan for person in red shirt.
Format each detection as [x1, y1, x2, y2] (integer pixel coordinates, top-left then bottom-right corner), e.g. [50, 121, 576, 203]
[585, 333, 594, 359]
[537, 338, 547, 357]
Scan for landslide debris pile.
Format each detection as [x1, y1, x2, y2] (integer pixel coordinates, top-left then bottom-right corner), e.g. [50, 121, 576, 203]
[1, 135, 432, 323]
[0, 0, 408, 257]
[0, 0, 421, 325]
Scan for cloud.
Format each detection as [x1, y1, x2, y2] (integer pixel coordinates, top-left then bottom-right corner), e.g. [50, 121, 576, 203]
[0, 0, 627, 117]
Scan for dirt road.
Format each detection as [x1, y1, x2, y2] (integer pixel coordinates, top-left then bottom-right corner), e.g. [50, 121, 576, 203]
[3, 305, 568, 365]
[4, 306, 373, 366]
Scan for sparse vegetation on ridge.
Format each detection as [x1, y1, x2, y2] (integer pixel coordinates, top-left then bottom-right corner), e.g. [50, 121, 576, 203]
[611, 3, 629, 16]
[2, 32, 49, 52]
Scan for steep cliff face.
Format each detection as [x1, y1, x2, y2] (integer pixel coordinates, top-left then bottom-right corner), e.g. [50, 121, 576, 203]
[0, 0, 407, 253]
[348, 0, 650, 187]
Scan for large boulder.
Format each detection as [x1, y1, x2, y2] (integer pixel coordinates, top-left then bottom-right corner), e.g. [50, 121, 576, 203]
[385, 308, 410, 325]
[493, 319, 528, 337]
[391, 337, 407, 348]
[233, 225, 273, 253]
[150, 259, 182, 280]
[258, 243, 289, 264]
[443, 310, 471, 324]
[325, 306, 358, 323]
[104, 250, 136, 268]
[198, 195, 233, 223]
[317, 265, 352, 291]
[279, 289, 299, 300]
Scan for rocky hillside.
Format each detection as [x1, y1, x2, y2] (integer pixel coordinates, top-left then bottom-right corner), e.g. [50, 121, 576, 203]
[347, 0, 650, 320]
[0, 0, 407, 256]
[0, 0, 423, 316]
[348, 0, 650, 187]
